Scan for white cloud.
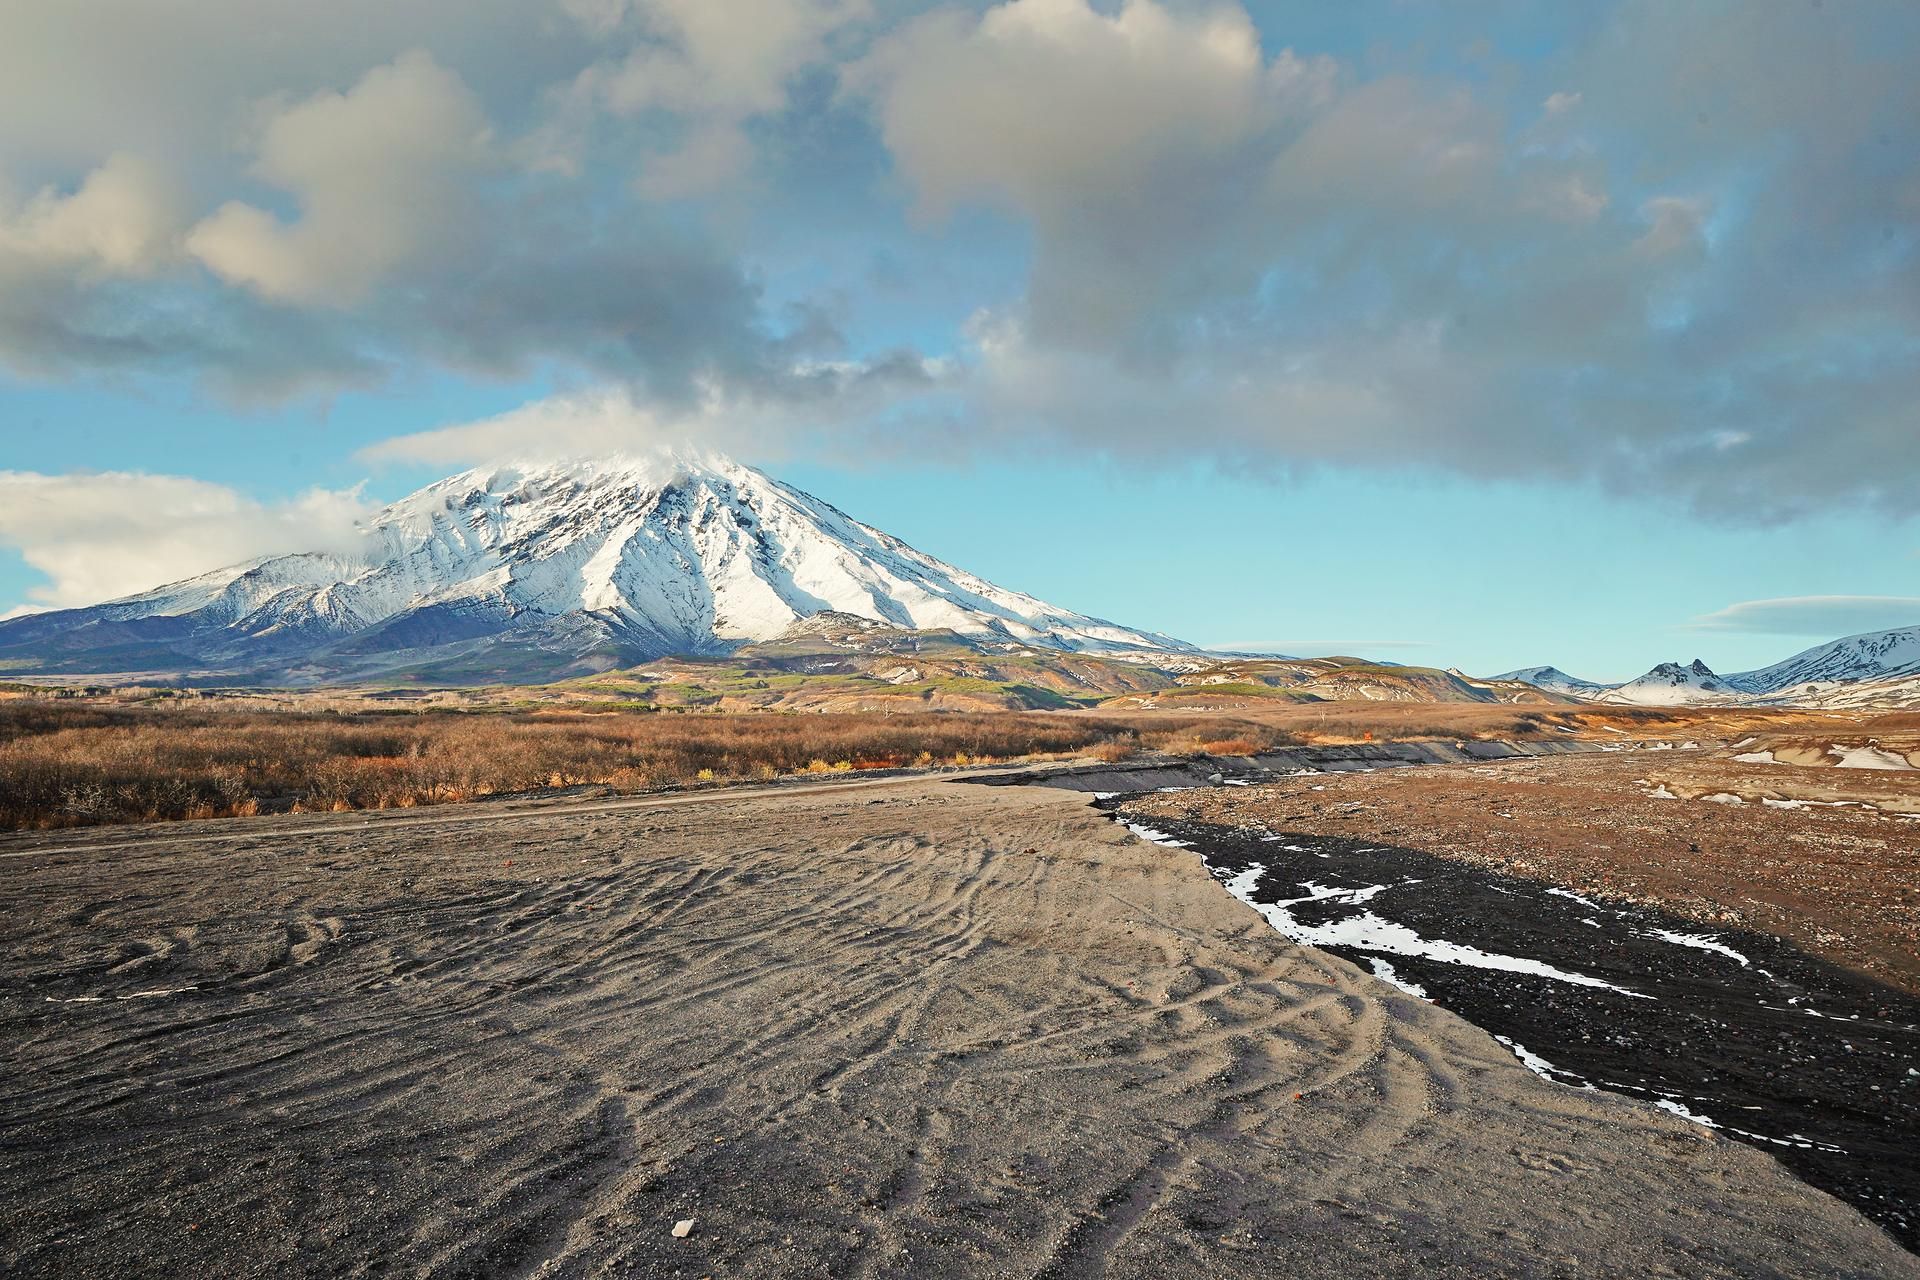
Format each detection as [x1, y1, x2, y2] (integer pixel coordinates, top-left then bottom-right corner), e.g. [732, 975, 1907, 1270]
[835, 0, 1920, 520]
[846, 0, 1350, 349]
[1688, 596, 1920, 637]
[1266, 76, 1503, 216]
[359, 351, 948, 467]
[0, 0, 1915, 523]
[186, 51, 493, 305]
[0, 472, 373, 612]
[0, 152, 186, 276]
[360, 385, 720, 465]
[566, 0, 870, 194]
[589, 0, 866, 118]
[0, 32, 792, 400]
[850, 0, 1324, 224]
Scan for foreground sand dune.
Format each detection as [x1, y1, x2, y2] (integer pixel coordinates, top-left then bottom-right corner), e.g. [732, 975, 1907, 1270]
[2, 779, 1912, 1278]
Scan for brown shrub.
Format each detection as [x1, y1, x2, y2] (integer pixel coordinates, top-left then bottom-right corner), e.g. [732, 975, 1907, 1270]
[5, 694, 1802, 832]
[0, 703, 1154, 830]
[1197, 737, 1264, 756]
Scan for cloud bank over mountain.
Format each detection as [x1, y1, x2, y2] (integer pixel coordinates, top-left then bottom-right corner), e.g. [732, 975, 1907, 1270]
[0, 471, 371, 615]
[2, 0, 1917, 518]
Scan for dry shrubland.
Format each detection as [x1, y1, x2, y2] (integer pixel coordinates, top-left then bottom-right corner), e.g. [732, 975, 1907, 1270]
[4, 692, 1862, 832]
[0, 702, 1294, 831]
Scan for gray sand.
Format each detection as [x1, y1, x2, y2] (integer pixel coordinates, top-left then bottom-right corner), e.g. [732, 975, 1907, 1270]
[2, 779, 1912, 1277]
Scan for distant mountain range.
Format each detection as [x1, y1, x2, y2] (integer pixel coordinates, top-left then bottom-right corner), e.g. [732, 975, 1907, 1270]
[1492, 626, 1920, 709]
[4, 452, 1915, 709]
[0, 454, 1191, 686]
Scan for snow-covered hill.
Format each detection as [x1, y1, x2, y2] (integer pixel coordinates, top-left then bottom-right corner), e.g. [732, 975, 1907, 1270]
[1734, 625, 1920, 692]
[0, 453, 1194, 683]
[1488, 665, 1613, 698]
[1597, 659, 1743, 706]
[1492, 625, 1920, 709]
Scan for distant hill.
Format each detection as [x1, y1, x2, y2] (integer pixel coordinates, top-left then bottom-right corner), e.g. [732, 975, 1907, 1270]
[1598, 659, 1744, 707]
[1096, 656, 1574, 711]
[1488, 665, 1614, 698]
[1492, 625, 1920, 709]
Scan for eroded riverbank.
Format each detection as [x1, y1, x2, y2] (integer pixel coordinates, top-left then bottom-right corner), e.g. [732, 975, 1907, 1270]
[1116, 752, 1920, 1252]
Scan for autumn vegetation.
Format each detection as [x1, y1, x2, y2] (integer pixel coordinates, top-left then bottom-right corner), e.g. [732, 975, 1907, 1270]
[0, 701, 1300, 830]
[0, 691, 1859, 832]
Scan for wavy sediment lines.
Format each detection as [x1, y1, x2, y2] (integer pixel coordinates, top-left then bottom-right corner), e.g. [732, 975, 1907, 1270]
[2, 783, 1913, 1278]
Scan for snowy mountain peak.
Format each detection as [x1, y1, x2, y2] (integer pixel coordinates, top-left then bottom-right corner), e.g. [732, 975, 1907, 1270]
[1599, 658, 1734, 706]
[1493, 629, 1920, 709]
[0, 453, 1194, 684]
[1733, 625, 1920, 691]
[1487, 665, 1611, 696]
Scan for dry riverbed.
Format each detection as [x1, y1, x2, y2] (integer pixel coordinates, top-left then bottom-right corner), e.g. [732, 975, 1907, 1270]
[1121, 747, 1920, 1248]
[2, 777, 1914, 1277]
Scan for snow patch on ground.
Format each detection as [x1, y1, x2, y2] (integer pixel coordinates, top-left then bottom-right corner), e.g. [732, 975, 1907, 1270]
[1643, 929, 1749, 967]
[1654, 1097, 1719, 1127]
[1368, 958, 1429, 999]
[1493, 1035, 1589, 1087]
[1124, 822, 1190, 848]
[1219, 865, 1651, 999]
[1831, 743, 1912, 770]
[45, 985, 199, 1004]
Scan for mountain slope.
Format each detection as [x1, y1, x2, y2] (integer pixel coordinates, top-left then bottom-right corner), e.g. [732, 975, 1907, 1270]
[0, 454, 1193, 684]
[1489, 665, 1614, 697]
[1733, 625, 1920, 693]
[1598, 659, 1742, 706]
[1493, 626, 1920, 709]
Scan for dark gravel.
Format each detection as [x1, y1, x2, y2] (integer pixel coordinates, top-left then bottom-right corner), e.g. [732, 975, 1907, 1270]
[1108, 804, 1920, 1254]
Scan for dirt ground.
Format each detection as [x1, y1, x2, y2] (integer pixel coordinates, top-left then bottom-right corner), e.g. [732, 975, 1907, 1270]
[2, 778, 1914, 1278]
[1128, 747, 1920, 994]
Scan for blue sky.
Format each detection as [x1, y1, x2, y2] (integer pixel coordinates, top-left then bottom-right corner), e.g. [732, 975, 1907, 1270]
[1, 0, 1916, 680]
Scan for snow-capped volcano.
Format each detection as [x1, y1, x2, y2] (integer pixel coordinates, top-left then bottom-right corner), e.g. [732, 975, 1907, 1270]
[0, 453, 1193, 683]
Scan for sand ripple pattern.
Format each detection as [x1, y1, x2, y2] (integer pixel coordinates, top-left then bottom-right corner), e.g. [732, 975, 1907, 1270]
[1, 781, 1912, 1278]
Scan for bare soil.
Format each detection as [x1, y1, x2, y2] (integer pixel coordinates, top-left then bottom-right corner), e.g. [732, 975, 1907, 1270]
[1, 777, 1913, 1277]
[1124, 748, 1920, 991]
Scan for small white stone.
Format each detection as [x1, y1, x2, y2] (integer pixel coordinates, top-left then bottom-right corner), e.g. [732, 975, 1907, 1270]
[671, 1218, 696, 1239]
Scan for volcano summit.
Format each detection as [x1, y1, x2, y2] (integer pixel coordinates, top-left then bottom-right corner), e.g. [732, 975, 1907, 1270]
[0, 455, 1192, 685]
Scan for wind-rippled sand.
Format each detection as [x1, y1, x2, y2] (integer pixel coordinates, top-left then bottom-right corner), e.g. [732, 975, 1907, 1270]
[2, 779, 1912, 1278]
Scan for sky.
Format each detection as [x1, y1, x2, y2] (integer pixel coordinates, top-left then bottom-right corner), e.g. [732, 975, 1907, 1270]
[0, 0, 1916, 681]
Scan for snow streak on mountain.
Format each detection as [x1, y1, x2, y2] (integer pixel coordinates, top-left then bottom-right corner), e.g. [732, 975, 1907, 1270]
[1736, 626, 1920, 692]
[1494, 625, 1920, 709]
[0, 454, 1193, 684]
[1487, 666, 1613, 698]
